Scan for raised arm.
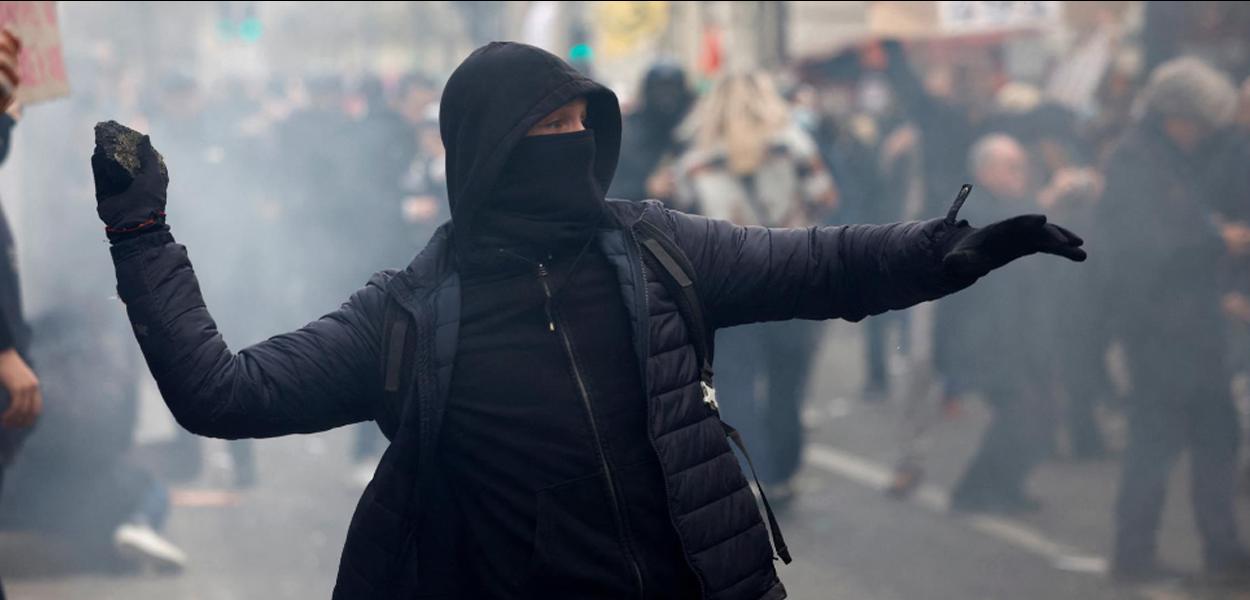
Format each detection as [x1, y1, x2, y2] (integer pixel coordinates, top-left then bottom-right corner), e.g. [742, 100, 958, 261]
[96, 124, 384, 439]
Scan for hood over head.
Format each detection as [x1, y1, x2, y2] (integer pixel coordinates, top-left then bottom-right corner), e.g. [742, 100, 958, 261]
[439, 42, 621, 255]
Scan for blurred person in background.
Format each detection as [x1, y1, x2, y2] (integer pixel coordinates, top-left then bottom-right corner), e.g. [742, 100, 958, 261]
[0, 29, 35, 458]
[608, 61, 693, 205]
[350, 74, 420, 267]
[344, 74, 425, 479]
[872, 40, 984, 483]
[877, 39, 979, 219]
[803, 46, 902, 403]
[1088, 49, 1145, 164]
[393, 71, 438, 130]
[868, 41, 968, 496]
[1209, 79, 1250, 344]
[276, 74, 362, 312]
[1100, 56, 1250, 583]
[393, 72, 446, 243]
[983, 90, 1111, 459]
[1035, 164, 1109, 462]
[149, 72, 258, 489]
[91, 42, 1086, 598]
[674, 71, 838, 505]
[1208, 76, 1250, 495]
[397, 107, 447, 237]
[0, 309, 185, 573]
[0, 28, 33, 600]
[943, 134, 1059, 514]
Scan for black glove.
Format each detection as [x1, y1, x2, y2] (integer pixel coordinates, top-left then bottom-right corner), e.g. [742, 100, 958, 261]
[92, 121, 168, 241]
[938, 184, 1087, 281]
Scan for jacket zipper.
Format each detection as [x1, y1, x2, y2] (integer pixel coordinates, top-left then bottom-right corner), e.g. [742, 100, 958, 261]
[536, 262, 646, 599]
[627, 227, 707, 599]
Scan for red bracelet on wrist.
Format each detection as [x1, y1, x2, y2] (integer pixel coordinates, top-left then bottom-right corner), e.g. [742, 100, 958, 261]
[104, 211, 166, 234]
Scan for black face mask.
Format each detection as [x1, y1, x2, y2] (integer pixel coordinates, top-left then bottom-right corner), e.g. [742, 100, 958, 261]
[473, 129, 607, 251]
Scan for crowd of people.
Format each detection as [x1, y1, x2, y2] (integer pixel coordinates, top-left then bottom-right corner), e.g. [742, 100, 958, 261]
[0, 6, 1249, 595]
[611, 35, 1250, 585]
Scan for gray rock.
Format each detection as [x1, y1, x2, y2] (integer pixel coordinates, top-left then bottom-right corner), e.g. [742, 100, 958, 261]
[93, 121, 167, 187]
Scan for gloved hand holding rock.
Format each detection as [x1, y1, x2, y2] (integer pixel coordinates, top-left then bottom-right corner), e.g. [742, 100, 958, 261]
[91, 121, 169, 241]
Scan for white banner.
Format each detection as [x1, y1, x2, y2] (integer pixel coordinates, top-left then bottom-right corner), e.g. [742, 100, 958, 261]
[937, 1, 1063, 33]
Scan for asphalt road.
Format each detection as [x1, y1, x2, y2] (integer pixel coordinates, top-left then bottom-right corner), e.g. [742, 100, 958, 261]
[5, 321, 1249, 600]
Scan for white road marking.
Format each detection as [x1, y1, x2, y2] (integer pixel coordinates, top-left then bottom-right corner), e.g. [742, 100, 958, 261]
[804, 443, 1192, 599]
[1137, 589, 1195, 600]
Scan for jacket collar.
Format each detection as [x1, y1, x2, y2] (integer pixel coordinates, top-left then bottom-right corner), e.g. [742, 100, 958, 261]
[387, 200, 649, 313]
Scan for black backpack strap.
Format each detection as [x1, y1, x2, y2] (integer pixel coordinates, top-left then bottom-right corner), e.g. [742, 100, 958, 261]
[383, 298, 408, 393]
[378, 295, 416, 440]
[722, 421, 792, 564]
[634, 217, 792, 565]
[638, 236, 715, 384]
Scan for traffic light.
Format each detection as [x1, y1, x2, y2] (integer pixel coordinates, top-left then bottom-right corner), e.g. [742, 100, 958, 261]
[217, 2, 262, 43]
[567, 21, 593, 76]
[569, 43, 594, 62]
[238, 16, 263, 43]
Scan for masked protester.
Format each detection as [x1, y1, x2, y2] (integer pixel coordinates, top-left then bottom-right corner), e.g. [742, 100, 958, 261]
[92, 42, 1085, 599]
[609, 62, 693, 204]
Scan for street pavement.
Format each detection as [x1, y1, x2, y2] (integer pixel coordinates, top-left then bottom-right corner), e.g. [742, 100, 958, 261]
[4, 320, 1250, 599]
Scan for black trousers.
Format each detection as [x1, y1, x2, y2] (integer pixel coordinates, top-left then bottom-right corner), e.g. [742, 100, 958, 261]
[1112, 344, 1244, 570]
[716, 320, 821, 485]
[950, 383, 1056, 504]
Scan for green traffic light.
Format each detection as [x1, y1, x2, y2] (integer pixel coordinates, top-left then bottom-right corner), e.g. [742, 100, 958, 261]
[239, 17, 263, 43]
[569, 43, 593, 61]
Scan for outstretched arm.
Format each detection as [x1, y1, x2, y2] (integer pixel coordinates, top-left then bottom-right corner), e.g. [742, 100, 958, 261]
[667, 185, 1086, 328]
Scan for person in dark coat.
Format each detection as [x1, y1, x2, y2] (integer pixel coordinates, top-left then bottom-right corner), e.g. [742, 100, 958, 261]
[91, 42, 1086, 599]
[969, 100, 1112, 460]
[803, 46, 905, 402]
[0, 29, 37, 600]
[945, 134, 1058, 514]
[608, 62, 692, 205]
[0, 308, 186, 572]
[1100, 57, 1250, 583]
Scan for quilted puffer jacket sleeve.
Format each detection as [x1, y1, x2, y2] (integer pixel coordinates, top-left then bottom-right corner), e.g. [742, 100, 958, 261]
[109, 231, 384, 439]
[664, 208, 970, 328]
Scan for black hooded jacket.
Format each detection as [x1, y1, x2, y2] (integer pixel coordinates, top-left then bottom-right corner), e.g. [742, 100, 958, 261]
[441, 42, 621, 251]
[436, 42, 698, 598]
[107, 42, 977, 600]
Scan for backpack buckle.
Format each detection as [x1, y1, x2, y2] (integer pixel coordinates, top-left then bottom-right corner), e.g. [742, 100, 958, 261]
[701, 381, 719, 412]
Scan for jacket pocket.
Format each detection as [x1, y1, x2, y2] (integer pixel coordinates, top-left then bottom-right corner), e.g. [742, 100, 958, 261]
[524, 471, 633, 597]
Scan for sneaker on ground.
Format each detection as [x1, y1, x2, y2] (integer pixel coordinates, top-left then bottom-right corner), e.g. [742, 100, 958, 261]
[113, 522, 188, 573]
